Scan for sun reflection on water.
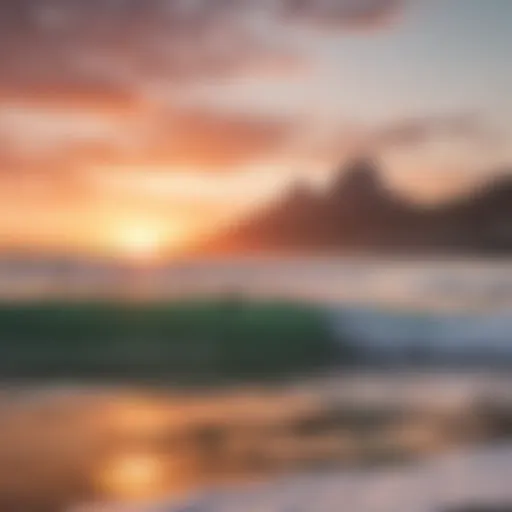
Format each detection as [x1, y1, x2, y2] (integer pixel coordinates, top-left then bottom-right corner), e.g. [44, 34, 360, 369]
[96, 452, 168, 502]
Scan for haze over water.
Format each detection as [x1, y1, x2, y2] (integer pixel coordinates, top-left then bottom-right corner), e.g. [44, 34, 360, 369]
[0, 256, 510, 311]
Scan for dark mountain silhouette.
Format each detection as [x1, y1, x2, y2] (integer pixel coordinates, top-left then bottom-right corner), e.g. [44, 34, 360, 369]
[196, 157, 512, 255]
[432, 173, 512, 253]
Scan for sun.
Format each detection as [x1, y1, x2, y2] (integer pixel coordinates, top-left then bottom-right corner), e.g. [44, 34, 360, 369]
[108, 218, 189, 261]
[118, 224, 162, 260]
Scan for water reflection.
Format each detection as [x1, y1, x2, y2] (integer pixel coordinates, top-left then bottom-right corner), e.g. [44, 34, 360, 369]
[96, 452, 169, 502]
[2, 372, 512, 511]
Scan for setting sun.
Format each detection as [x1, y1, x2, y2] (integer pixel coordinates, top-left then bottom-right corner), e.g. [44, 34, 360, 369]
[118, 224, 162, 260]
[112, 221, 188, 261]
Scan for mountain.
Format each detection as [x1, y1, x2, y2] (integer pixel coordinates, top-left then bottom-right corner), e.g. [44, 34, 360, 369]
[432, 173, 512, 253]
[196, 157, 512, 255]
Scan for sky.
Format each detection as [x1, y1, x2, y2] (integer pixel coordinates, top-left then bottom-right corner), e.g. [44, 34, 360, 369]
[0, 0, 511, 258]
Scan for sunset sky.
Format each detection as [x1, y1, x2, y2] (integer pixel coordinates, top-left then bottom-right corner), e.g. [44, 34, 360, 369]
[0, 0, 511, 257]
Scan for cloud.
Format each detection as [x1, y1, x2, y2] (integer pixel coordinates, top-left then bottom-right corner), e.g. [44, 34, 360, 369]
[0, 0, 406, 180]
[0, 83, 145, 117]
[286, 113, 502, 169]
[280, 0, 402, 29]
[142, 107, 296, 169]
[371, 113, 500, 150]
[0, 104, 297, 176]
[0, 0, 404, 101]
[0, 1, 279, 95]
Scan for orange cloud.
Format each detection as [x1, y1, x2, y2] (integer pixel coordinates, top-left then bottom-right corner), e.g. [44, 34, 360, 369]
[143, 108, 296, 169]
[0, 83, 145, 117]
[0, 102, 297, 178]
[0, 0, 406, 182]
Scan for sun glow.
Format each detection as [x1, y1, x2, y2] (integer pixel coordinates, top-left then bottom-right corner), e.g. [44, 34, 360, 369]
[119, 225, 162, 259]
[114, 221, 187, 261]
